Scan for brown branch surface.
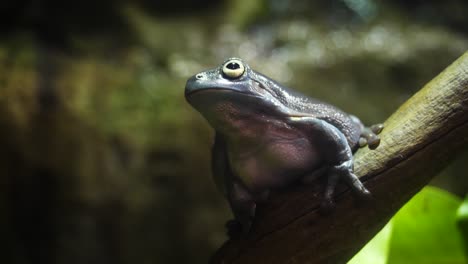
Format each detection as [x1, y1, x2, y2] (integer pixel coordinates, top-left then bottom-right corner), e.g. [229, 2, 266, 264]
[211, 52, 468, 264]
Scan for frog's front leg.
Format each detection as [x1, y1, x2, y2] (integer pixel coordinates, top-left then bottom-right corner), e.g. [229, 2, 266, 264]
[322, 149, 370, 209]
[291, 117, 371, 207]
[226, 181, 256, 238]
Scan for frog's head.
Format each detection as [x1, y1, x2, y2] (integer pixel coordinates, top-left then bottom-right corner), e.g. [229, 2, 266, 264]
[185, 58, 293, 132]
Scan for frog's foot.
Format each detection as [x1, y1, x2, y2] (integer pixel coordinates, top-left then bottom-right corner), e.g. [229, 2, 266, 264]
[227, 182, 256, 238]
[359, 123, 384, 150]
[322, 160, 371, 209]
[226, 204, 255, 238]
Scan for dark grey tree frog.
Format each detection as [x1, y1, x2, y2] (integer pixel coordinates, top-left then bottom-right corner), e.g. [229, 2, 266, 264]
[185, 58, 383, 237]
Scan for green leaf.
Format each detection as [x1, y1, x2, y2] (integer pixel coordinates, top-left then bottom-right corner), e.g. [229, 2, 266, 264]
[350, 187, 466, 264]
[387, 187, 465, 264]
[456, 194, 468, 259]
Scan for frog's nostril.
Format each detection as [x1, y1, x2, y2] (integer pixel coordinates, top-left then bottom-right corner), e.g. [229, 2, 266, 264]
[196, 74, 203, 79]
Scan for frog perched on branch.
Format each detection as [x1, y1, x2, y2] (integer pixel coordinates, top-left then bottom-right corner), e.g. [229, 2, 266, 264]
[185, 58, 383, 237]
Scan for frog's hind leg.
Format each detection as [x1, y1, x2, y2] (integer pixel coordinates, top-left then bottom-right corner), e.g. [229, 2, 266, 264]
[350, 115, 384, 150]
[289, 117, 372, 210]
[311, 118, 372, 207]
[302, 166, 328, 184]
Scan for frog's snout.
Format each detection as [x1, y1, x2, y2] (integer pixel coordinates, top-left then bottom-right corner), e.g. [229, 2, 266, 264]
[186, 71, 211, 96]
[185, 75, 200, 97]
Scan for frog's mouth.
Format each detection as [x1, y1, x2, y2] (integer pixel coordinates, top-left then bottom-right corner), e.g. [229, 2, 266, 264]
[186, 87, 260, 99]
[186, 87, 304, 118]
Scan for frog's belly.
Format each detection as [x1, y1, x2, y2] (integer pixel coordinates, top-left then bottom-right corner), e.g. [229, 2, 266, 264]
[229, 138, 322, 192]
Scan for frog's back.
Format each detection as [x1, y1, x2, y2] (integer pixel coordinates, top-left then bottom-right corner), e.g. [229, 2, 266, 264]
[251, 71, 362, 149]
[281, 87, 362, 150]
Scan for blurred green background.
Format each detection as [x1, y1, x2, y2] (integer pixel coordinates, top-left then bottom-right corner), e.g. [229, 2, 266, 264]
[0, 0, 467, 263]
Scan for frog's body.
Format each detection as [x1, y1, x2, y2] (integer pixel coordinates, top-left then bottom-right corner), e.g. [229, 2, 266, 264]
[226, 114, 316, 192]
[185, 58, 383, 237]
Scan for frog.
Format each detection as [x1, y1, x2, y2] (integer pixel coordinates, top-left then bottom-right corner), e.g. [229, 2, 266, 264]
[184, 58, 383, 237]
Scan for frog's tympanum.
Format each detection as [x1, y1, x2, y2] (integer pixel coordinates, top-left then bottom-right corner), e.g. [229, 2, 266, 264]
[185, 58, 383, 237]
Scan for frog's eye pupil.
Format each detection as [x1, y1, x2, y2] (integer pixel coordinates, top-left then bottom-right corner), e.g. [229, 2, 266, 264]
[226, 62, 240, 70]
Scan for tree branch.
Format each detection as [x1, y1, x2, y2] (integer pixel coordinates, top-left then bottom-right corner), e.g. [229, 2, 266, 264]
[211, 52, 468, 264]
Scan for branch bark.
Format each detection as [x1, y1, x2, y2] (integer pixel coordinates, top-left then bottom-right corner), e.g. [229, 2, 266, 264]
[211, 52, 468, 264]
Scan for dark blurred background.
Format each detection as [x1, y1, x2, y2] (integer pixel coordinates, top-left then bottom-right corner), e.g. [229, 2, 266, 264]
[0, 0, 467, 263]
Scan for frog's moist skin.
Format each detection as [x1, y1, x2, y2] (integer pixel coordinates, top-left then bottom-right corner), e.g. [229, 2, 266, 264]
[185, 58, 383, 237]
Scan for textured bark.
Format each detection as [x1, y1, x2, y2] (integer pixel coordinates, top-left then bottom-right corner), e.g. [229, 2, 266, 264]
[211, 52, 468, 264]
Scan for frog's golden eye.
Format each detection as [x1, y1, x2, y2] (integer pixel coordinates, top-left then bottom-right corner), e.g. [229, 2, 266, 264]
[222, 59, 245, 79]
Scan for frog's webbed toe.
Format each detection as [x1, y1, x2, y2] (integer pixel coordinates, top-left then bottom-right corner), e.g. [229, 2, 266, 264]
[370, 124, 384, 134]
[358, 137, 368, 148]
[362, 133, 380, 150]
[350, 116, 383, 150]
[359, 123, 384, 150]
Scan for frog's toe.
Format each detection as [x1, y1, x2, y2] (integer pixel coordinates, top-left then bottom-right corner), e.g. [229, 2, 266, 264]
[360, 129, 381, 150]
[367, 134, 380, 150]
[352, 181, 372, 199]
[358, 137, 368, 148]
[332, 160, 371, 199]
[370, 124, 384, 134]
